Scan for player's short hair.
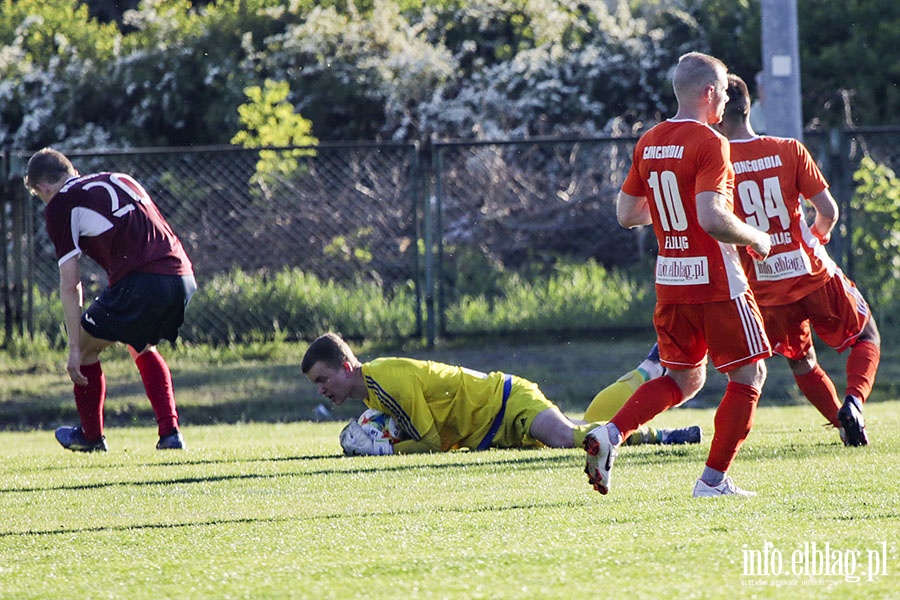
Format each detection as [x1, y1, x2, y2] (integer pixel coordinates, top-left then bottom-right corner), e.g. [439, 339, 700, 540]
[301, 332, 356, 373]
[673, 52, 727, 100]
[724, 74, 751, 118]
[25, 147, 76, 192]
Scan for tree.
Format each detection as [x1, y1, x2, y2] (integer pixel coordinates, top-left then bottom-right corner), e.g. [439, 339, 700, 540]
[798, 0, 900, 128]
[2, 0, 898, 150]
[232, 78, 318, 188]
[0, 0, 120, 147]
[848, 156, 900, 312]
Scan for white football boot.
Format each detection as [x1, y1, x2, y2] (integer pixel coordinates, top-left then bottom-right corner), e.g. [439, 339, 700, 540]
[692, 476, 756, 498]
[583, 425, 617, 495]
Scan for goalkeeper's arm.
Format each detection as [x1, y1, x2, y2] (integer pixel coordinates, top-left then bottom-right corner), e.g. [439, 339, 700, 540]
[393, 429, 441, 454]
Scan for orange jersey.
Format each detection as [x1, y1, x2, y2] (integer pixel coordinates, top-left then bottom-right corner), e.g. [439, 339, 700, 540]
[622, 119, 748, 304]
[729, 136, 835, 305]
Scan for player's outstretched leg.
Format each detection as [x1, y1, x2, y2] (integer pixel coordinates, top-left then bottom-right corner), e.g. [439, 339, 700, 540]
[583, 343, 665, 422]
[583, 425, 617, 495]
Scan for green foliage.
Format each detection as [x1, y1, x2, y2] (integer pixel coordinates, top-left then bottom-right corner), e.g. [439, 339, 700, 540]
[232, 78, 319, 186]
[180, 267, 418, 344]
[849, 156, 900, 316]
[0, 0, 122, 147]
[799, 0, 900, 128]
[14, 262, 654, 346]
[3, 0, 898, 147]
[2, 330, 56, 361]
[446, 259, 654, 334]
[0, 0, 119, 63]
[323, 230, 375, 266]
[0, 285, 66, 351]
[232, 79, 316, 149]
[682, 0, 760, 82]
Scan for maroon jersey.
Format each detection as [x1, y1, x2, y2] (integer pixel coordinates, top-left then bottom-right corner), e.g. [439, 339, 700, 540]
[44, 173, 193, 286]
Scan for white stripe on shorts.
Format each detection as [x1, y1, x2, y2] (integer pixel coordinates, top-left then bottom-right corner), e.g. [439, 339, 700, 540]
[736, 293, 767, 356]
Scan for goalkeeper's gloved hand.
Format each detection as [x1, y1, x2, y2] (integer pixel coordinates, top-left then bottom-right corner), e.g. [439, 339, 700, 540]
[339, 421, 394, 456]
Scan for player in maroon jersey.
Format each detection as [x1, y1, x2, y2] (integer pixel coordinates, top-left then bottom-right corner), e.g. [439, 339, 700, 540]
[26, 148, 197, 451]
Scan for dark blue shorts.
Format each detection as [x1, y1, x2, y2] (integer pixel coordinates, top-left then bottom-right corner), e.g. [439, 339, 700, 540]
[82, 272, 197, 350]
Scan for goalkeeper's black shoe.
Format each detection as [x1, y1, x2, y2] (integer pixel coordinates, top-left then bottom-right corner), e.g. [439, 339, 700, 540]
[838, 396, 868, 447]
[55, 425, 108, 452]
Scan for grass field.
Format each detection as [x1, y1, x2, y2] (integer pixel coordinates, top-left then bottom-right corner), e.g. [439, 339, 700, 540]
[1, 402, 898, 599]
[1, 336, 898, 599]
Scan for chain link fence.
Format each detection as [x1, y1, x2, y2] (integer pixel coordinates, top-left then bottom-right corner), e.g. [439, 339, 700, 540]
[431, 136, 652, 338]
[2, 143, 422, 344]
[2, 128, 899, 346]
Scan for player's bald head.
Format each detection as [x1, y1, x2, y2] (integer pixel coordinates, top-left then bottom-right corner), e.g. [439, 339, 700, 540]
[673, 52, 727, 103]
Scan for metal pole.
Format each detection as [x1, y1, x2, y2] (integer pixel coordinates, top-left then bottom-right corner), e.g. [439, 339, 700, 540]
[760, 0, 804, 140]
[424, 148, 438, 348]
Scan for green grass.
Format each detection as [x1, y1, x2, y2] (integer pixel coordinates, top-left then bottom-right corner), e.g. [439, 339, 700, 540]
[1, 403, 898, 600]
[4, 333, 899, 430]
[1, 336, 898, 598]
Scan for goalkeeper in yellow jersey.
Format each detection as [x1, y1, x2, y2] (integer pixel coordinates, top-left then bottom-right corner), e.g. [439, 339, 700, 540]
[302, 333, 700, 455]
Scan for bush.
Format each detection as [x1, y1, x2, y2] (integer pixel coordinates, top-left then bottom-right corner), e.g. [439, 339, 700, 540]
[446, 259, 654, 335]
[10, 262, 654, 347]
[180, 267, 419, 344]
[849, 156, 900, 323]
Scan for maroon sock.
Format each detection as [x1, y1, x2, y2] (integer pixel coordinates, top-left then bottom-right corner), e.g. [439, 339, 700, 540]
[135, 351, 179, 436]
[74, 361, 105, 441]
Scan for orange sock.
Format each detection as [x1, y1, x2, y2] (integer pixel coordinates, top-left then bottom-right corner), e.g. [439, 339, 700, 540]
[609, 376, 683, 441]
[794, 364, 840, 427]
[706, 381, 759, 473]
[845, 340, 880, 402]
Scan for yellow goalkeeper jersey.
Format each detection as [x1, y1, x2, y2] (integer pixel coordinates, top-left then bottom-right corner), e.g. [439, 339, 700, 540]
[361, 357, 507, 452]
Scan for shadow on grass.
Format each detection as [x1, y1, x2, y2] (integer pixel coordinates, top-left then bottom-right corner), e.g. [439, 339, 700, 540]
[0, 452, 581, 495]
[5, 339, 898, 434]
[0, 435, 851, 498]
[0, 496, 599, 539]
[0, 362, 355, 432]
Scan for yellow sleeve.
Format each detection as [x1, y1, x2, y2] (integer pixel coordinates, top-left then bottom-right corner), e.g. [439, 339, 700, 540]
[393, 429, 442, 454]
[363, 359, 441, 447]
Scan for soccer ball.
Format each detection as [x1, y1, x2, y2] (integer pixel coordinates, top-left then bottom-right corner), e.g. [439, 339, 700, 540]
[357, 408, 405, 444]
